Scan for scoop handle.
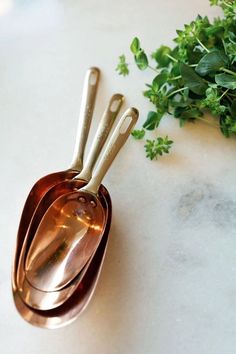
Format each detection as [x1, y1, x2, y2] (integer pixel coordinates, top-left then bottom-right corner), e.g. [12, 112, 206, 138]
[81, 107, 139, 195]
[70, 67, 100, 171]
[75, 94, 124, 182]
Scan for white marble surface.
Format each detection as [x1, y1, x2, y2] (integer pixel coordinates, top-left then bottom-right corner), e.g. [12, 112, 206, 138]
[1, 0, 236, 353]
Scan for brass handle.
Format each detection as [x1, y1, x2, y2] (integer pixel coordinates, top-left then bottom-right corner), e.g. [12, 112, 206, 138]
[75, 93, 124, 182]
[70, 67, 100, 171]
[81, 107, 139, 195]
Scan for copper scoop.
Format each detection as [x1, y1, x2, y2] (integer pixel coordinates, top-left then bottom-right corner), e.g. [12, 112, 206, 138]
[17, 108, 138, 312]
[13, 187, 111, 329]
[13, 67, 100, 282]
[16, 93, 124, 309]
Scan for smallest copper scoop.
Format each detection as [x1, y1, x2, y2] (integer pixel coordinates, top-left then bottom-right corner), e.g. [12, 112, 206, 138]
[22, 108, 138, 310]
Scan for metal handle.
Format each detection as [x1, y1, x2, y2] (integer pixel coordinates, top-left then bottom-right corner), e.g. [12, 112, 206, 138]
[70, 67, 100, 171]
[75, 93, 124, 182]
[81, 107, 139, 195]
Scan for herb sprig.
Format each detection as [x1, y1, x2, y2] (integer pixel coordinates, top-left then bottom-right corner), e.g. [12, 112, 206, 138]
[144, 136, 173, 160]
[116, 0, 236, 159]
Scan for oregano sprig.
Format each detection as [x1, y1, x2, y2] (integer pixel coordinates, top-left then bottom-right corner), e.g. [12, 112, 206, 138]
[116, 0, 236, 160]
[145, 136, 173, 160]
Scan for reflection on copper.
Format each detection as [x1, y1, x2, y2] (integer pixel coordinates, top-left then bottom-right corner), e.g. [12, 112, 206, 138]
[13, 186, 111, 326]
[57, 224, 69, 229]
[13, 170, 79, 284]
[75, 215, 102, 231]
[23, 192, 105, 296]
[15, 181, 108, 311]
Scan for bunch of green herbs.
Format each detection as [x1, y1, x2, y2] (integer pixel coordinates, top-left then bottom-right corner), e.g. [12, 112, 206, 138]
[116, 0, 236, 160]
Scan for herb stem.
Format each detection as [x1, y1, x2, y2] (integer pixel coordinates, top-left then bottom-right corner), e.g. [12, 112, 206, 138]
[170, 75, 182, 80]
[196, 38, 210, 53]
[166, 87, 188, 98]
[166, 53, 178, 63]
[222, 39, 227, 55]
[148, 65, 159, 73]
[220, 67, 236, 76]
[219, 88, 229, 100]
[226, 94, 233, 103]
[222, 1, 233, 9]
[194, 116, 220, 128]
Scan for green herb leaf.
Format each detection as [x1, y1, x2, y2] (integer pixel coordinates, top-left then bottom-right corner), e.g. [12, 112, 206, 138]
[130, 37, 140, 54]
[200, 86, 226, 115]
[143, 111, 162, 130]
[151, 45, 172, 67]
[135, 49, 149, 70]
[196, 50, 228, 76]
[116, 55, 129, 76]
[144, 136, 173, 160]
[215, 73, 236, 89]
[175, 106, 203, 119]
[131, 129, 145, 140]
[130, 37, 149, 70]
[152, 71, 168, 90]
[180, 63, 208, 95]
[220, 113, 236, 137]
[209, 0, 218, 5]
[231, 99, 236, 118]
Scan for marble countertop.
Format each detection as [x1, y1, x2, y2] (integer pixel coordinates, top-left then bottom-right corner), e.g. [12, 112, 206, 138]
[1, 0, 236, 353]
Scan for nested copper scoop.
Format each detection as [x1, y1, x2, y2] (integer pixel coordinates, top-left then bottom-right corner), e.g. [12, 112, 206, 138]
[12, 66, 138, 328]
[13, 204, 111, 329]
[13, 66, 122, 298]
[16, 108, 138, 312]
[16, 93, 124, 310]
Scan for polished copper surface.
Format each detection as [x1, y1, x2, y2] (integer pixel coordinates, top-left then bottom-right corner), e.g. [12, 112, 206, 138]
[26, 191, 105, 292]
[17, 180, 110, 310]
[13, 170, 78, 280]
[13, 186, 111, 329]
[15, 91, 123, 288]
[15, 96, 125, 309]
[22, 92, 124, 294]
[12, 87, 138, 327]
[15, 108, 138, 312]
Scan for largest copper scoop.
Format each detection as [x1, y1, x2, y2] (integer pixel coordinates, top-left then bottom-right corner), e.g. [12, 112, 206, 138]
[13, 185, 111, 329]
[17, 108, 138, 312]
